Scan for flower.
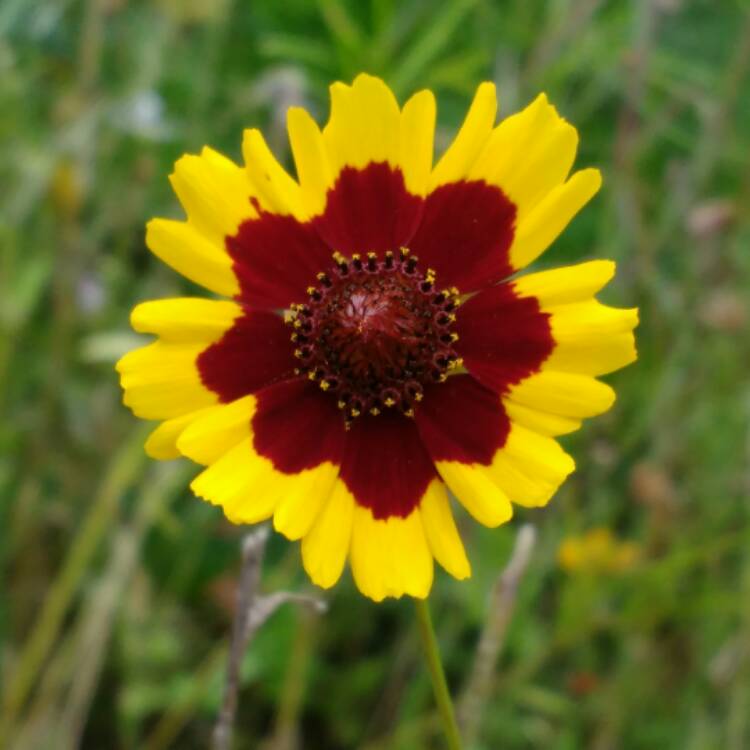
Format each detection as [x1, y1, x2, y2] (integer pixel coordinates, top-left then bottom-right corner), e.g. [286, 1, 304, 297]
[558, 528, 641, 574]
[117, 74, 638, 602]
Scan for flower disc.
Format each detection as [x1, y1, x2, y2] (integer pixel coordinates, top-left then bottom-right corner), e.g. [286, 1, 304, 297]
[290, 249, 461, 423]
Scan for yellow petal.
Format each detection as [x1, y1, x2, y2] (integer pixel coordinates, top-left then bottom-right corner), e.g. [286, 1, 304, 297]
[430, 82, 497, 189]
[543, 300, 638, 376]
[399, 89, 436, 196]
[323, 74, 401, 175]
[513, 262, 639, 377]
[435, 462, 513, 528]
[350, 505, 434, 602]
[547, 301, 639, 340]
[545, 333, 638, 376]
[301, 480, 354, 590]
[273, 462, 339, 541]
[180, 383, 346, 541]
[190, 437, 280, 524]
[169, 147, 255, 245]
[489, 423, 575, 508]
[512, 260, 616, 306]
[242, 128, 305, 218]
[501, 121, 578, 217]
[544, 302, 638, 373]
[144, 409, 214, 460]
[502, 400, 582, 437]
[419, 480, 471, 579]
[289, 75, 436, 214]
[287, 106, 334, 218]
[130, 298, 241, 343]
[509, 168, 602, 270]
[468, 94, 561, 191]
[177, 395, 255, 466]
[145, 218, 239, 297]
[116, 341, 218, 419]
[507, 370, 615, 418]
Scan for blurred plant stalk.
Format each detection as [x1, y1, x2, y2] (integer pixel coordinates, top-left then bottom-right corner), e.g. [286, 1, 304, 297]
[458, 524, 537, 746]
[0, 427, 151, 743]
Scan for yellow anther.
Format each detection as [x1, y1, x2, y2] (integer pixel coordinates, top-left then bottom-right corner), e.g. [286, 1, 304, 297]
[307, 369, 318, 381]
[367, 251, 377, 259]
[351, 253, 361, 261]
[316, 272, 328, 281]
[337, 400, 347, 410]
[307, 286, 316, 295]
[404, 408, 415, 418]
[450, 332, 459, 342]
[369, 407, 380, 416]
[413, 391, 423, 402]
[384, 397, 396, 407]
[350, 408, 361, 418]
[293, 319, 302, 329]
[319, 380, 330, 391]
[332, 251, 346, 264]
[294, 349, 303, 359]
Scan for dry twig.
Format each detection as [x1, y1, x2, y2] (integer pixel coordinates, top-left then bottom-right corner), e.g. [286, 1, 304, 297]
[458, 524, 537, 745]
[211, 528, 326, 750]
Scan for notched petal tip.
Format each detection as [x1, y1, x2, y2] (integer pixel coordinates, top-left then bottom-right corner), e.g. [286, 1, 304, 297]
[286, 104, 315, 126]
[351, 71, 391, 90]
[167, 151, 196, 180]
[328, 80, 351, 101]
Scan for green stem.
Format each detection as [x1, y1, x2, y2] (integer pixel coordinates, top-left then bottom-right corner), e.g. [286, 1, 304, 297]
[414, 598, 463, 750]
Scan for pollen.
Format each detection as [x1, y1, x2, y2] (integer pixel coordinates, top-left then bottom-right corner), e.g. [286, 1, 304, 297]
[286, 249, 462, 424]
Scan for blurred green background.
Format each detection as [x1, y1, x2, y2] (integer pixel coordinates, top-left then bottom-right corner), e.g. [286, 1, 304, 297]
[2, 0, 750, 748]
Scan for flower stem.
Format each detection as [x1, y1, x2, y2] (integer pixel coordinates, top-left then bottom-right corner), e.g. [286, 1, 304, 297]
[414, 598, 463, 750]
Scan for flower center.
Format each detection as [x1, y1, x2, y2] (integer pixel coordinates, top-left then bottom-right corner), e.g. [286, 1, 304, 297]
[287, 249, 462, 425]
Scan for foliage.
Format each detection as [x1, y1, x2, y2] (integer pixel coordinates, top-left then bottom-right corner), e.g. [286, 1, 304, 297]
[2, 1, 750, 748]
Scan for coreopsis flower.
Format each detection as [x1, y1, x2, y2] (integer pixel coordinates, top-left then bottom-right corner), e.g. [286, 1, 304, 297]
[117, 74, 638, 601]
